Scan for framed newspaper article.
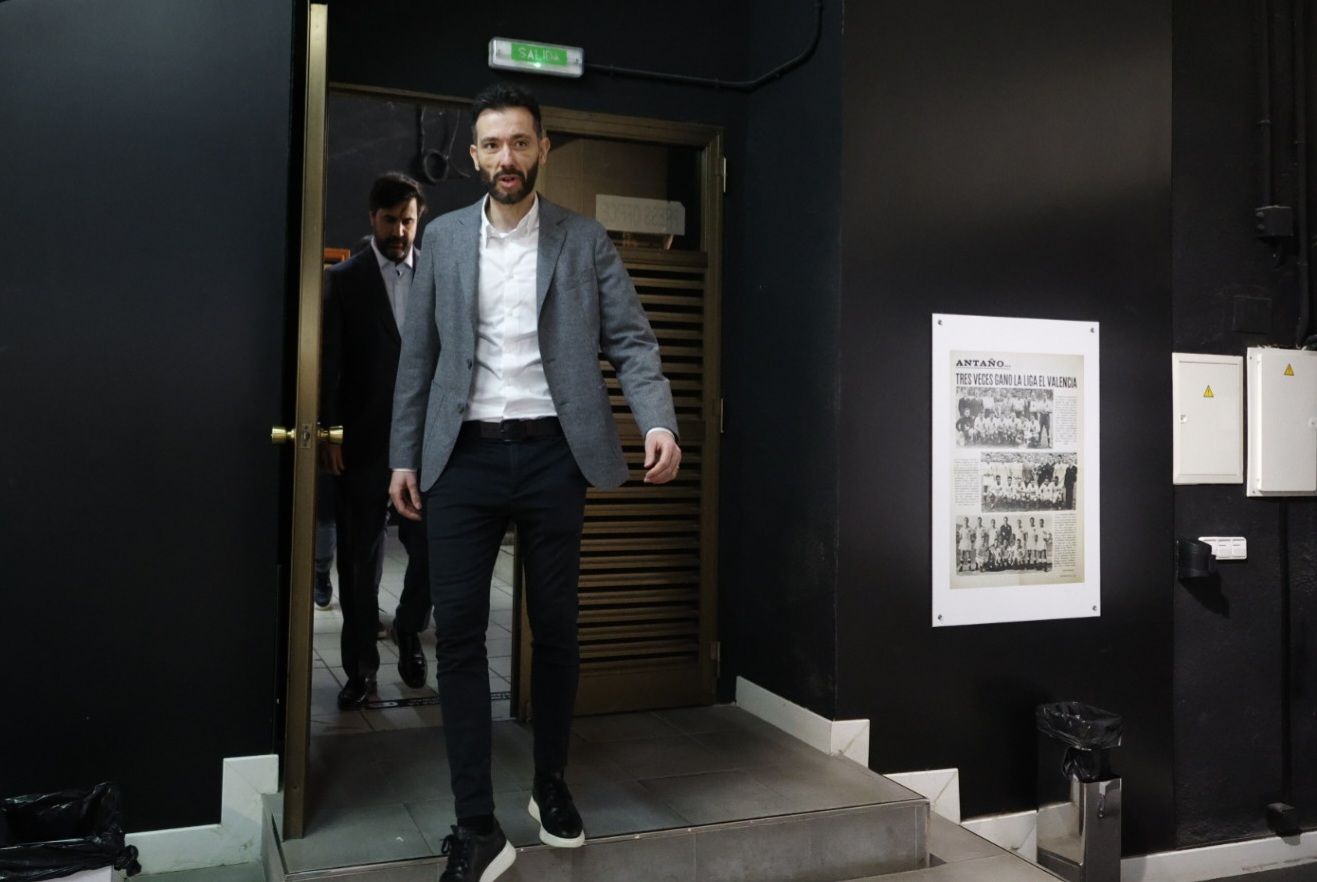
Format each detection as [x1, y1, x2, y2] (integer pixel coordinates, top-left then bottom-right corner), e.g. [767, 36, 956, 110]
[931, 314, 1101, 627]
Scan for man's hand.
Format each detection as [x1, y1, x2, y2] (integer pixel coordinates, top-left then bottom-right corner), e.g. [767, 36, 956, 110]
[643, 430, 682, 484]
[321, 444, 345, 476]
[390, 469, 423, 521]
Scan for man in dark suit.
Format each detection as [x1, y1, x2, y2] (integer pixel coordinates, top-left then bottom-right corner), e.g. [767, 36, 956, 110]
[322, 172, 433, 708]
[389, 84, 681, 882]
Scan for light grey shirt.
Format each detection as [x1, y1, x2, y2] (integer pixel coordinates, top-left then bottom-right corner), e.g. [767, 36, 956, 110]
[370, 237, 414, 332]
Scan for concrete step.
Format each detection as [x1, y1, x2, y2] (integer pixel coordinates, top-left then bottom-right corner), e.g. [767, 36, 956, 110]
[263, 706, 933, 882]
[265, 800, 928, 882]
[842, 815, 1060, 882]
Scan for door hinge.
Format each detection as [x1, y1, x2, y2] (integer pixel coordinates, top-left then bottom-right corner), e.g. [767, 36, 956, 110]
[721, 156, 727, 194]
[718, 397, 726, 434]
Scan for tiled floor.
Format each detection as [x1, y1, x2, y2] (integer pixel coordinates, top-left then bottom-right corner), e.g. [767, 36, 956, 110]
[310, 534, 515, 737]
[281, 705, 924, 874]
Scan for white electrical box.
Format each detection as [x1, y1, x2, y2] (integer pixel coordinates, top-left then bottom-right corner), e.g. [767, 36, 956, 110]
[1172, 353, 1243, 484]
[1247, 347, 1317, 496]
[1198, 536, 1248, 560]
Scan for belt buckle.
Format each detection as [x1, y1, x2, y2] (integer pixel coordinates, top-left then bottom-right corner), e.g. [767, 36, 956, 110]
[498, 420, 522, 441]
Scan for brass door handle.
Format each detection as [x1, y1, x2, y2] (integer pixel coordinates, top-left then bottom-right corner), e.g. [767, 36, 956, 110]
[271, 425, 343, 445]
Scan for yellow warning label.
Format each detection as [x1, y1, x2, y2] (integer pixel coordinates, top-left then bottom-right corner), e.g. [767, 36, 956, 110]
[1203, 386, 1215, 398]
[1285, 363, 1296, 377]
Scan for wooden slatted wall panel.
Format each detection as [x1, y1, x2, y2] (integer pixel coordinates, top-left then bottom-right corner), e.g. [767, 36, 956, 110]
[527, 248, 716, 716]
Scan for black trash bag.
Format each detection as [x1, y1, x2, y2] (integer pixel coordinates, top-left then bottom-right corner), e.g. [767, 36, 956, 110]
[0, 783, 141, 881]
[1037, 701, 1123, 783]
[1060, 746, 1113, 783]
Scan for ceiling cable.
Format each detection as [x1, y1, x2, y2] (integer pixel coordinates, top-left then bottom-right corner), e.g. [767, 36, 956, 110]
[585, 1, 824, 93]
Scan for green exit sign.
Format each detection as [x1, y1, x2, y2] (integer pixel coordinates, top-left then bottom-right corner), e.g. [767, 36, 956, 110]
[513, 42, 566, 66]
[489, 38, 584, 78]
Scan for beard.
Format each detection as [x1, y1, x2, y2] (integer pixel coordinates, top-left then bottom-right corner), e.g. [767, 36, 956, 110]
[378, 236, 409, 259]
[481, 160, 539, 205]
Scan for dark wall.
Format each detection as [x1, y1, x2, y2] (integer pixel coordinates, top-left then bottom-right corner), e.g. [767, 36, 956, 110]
[324, 93, 486, 252]
[323, 0, 748, 258]
[1171, 0, 1317, 846]
[834, 1, 1176, 855]
[719, 0, 844, 715]
[0, 0, 298, 830]
[326, 2, 746, 126]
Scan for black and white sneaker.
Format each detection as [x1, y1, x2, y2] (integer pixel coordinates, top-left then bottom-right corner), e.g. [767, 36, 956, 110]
[439, 823, 515, 882]
[528, 771, 585, 848]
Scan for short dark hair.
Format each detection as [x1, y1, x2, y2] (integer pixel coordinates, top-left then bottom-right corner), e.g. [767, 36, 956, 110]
[470, 82, 543, 142]
[368, 172, 426, 214]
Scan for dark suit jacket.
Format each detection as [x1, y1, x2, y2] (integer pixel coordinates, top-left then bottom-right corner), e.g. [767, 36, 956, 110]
[322, 246, 412, 494]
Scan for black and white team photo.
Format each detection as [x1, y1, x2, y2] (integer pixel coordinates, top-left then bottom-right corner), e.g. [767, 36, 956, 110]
[978, 452, 1078, 513]
[955, 387, 1054, 449]
[955, 514, 1055, 575]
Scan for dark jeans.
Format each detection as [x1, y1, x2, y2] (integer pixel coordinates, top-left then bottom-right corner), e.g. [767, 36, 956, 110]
[315, 472, 336, 577]
[425, 431, 587, 818]
[336, 476, 432, 680]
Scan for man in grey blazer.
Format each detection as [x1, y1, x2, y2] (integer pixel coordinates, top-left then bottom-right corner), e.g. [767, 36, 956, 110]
[389, 83, 680, 882]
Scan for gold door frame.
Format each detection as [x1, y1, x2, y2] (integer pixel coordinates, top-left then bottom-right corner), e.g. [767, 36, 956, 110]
[280, 1, 328, 841]
[281, 81, 724, 831]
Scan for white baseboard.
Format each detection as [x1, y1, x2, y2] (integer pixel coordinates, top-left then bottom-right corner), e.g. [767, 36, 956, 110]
[1122, 830, 1317, 882]
[963, 808, 1038, 863]
[734, 677, 871, 765]
[884, 769, 962, 823]
[58, 870, 121, 882]
[125, 754, 279, 874]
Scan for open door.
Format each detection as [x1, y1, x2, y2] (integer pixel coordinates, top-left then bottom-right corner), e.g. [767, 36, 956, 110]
[277, 2, 329, 841]
[315, 89, 725, 723]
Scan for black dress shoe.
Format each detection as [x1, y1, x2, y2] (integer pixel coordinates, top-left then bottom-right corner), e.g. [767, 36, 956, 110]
[313, 573, 332, 609]
[393, 627, 428, 689]
[439, 822, 515, 882]
[336, 676, 376, 710]
[529, 771, 585, 848]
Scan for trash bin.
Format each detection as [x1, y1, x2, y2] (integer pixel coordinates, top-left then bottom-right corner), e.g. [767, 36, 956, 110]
[0, 783, 140, 881]
[1036, 702, 1122, 882]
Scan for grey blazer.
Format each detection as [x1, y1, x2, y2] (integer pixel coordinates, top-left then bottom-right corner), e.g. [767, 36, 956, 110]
[389, 197, 677, 491]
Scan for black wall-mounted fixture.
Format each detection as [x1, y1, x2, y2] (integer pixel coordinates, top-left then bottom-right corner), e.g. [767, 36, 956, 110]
[1266, 801, 1301, 837]
[1176, 538, 1217, 580]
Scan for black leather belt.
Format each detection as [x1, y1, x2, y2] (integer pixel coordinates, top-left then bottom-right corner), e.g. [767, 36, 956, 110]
[460, 417, 562, 442]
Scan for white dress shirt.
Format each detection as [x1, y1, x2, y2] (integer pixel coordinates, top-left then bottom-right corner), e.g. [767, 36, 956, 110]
[467, 196, 557, 422]
[370, 237, 414, 332]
